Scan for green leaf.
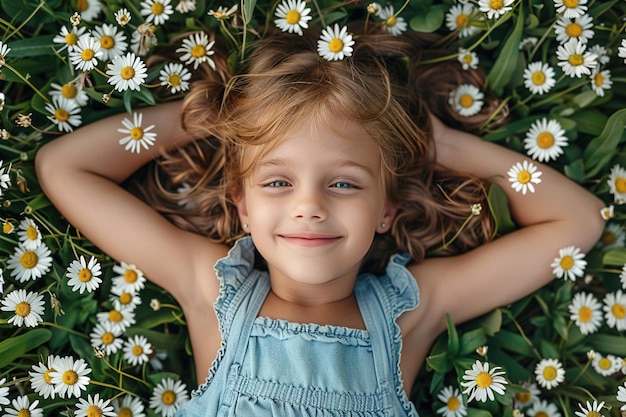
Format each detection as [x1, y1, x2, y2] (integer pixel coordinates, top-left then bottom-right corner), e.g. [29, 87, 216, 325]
[446, 313, 460, 357]
[3, 35, 57, 57]
[409, 7, 445, 33]
[603, 247, 626, 266]
[491, 329, 533, 356]
[426, 351, 453, 373]
[486, 5, 524, 95]
[487, 183, 516, 236]
[583, 108, 626, 179]
[588, 334, 626, 356]
[458, 328, 487, 356]
[564, 159, 585, 183]
[0, 329, 52, 368]
[539, 339, 559, 359]
[242, 0, 257, 24]
[467, 408, 493, 417]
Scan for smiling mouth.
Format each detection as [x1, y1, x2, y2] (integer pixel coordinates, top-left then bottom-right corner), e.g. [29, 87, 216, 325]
[279, 234, 342, 247]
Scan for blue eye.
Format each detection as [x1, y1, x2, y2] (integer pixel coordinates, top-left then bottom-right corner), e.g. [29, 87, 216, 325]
[266, 180, 290, 187]
[332, 182, 354, 189]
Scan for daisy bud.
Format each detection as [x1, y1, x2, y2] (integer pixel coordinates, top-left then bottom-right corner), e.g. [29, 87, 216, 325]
[70, 12, 82, 26]
[15, 113, 33, 128]
[476, 345, 488, 356]
[3, 220, 14, 234]
[0, 129, 9, 140]
[471, 203, 482, 216]
[150, 298, 161, 311]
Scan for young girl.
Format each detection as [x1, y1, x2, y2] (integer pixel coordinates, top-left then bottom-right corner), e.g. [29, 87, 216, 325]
[36, 27, 604, 416]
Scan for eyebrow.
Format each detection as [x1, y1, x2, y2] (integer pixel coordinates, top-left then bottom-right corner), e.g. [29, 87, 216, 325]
[257, 157, 376, 176]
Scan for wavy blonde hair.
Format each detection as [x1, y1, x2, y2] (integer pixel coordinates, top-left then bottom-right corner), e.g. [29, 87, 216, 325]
[132, 26, 503, 274]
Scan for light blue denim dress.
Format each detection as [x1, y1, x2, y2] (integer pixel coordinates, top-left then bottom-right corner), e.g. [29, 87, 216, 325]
[176, 237, 420, 417]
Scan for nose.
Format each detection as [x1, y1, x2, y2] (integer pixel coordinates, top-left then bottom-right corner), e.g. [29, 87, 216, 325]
[290, 186, 328, 222]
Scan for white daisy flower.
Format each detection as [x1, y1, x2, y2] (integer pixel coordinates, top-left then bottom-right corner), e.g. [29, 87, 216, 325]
[512, 382, 540, 410]
[0, 159, 11, 197]
[110, 286, 142, 311]
[519, 36, 538, 51]
[591, 352, 621, 376]
[523, 61, 556, 95]
[377, 4, 407, 36]
[29, 355, 61, 399]
[588, 44, 610, 65]
[45, 96, 82, 133]
[534, 358, 565, 390]
[112, 261, 147, 297]
[620, 263, 626, 289]
[90, 321, 124, 355]
[597, 222, 625, 250]
[49, 356, 91, 399]
[574, 400, 605, 417]
[600, 205, 614, 221]
[556, 38, 597, 78]
[149, 378, 189, 417]
[0, 92, 5, 110]
[7, 242, 53, 282]
[159, 62, 192, 94]
[0, 269, 4, 295]
[149, 349, 168, 371]
[106, 52, 148, 92]
[97, 306, 136, 334]
[274, 0, 312, 36]
[77, 0, 103, 21]
[449, 84, 484, 117]
[123, 334, 154, 366]
[568, 292, 603, 334]
[590, 68, 612, 97]
[115, 8, 132, 26]
[176, 32, 216, 70]
[619, 39, 626, 64]
[66, 255, 103, 294]
[0, 378, 8, 408]
[507, 160, 542, 195]
[53, 25, 87, 52]
[1, 289, 45, 327]
[551, 245, 587, 281]
[436, 385, 467, 417]
[118, 112, 157, 154]
[49, 81, 89, 107]
[523, 118, 568, 162]
[76, 393, 116, 417]
[317, 24, 355, 61]
[446, 3, 481, 38]
[0, 41, 11, 67]
[131, 25, 158, 56]
[607, 164, 626, 204]
[3, 395, 44, 417]
[460, 360, 508, 403]
[17, 217, 42, 250]
[140, 0, 174, 26]
[477, 0, 514, 20]
[114, 395, 147, 417]
[554, 14, 594, 44]
[207, 5, 238, 20]
[603, 290, 626, 331]
[69, 35, 103, 71]
[93, 23, 128, 61]
[176, 0, 197, 13]
[526, 399, 562, 417]
[617, 382, 626, 411]
[553, 0, 587, 18]
[457, 48, 479, 70]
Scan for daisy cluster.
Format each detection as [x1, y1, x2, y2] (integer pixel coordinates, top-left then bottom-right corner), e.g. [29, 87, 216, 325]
[1, 0, 626, 416]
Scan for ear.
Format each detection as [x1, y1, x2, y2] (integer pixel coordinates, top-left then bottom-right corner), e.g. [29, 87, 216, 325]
[376, 202, 397, 234]
[232, 190, 249, 229]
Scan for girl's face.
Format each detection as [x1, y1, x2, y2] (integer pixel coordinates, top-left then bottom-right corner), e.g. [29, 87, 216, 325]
[235, 117, 396, 296]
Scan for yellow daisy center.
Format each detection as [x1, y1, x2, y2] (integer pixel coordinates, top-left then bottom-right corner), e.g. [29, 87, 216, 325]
[459, 94, 474, 108]
[612, 303, 625, 319]
[515, 391, 531, 403]
[26, 225, 38, 240]
[130, 127, 144, 141]
[593, 72, 604, 87]
[100, 35, 114, 50]
[15, 301, 31, 317]
[76, 0, 88, 12]
[118, 408, 133, 417]
[489, 0, 504, 10]
[65, 33, 78, 45]
[285, 10, 301, 24]
[615, 177, 626, 193]
[109, 310, 123, 323]
[162, 390, 177, 405]
[121, 66, 135, 80]
[563, 0, 579, 7]
[446, 396, 460, 411]
[119, 292, 133, 305]
[456, 13, 469, 28]
[55, 108, 70, 122]
[81, 48, 95, 61]
[132, 345, 144, 356]
[475, 371, 493, 388]
[125, 269, 139, 282]
[17, 409, 31, 417]
[463, 54, 473, 64]
[63, 370, 79, 385]
[101, 332, 115, 345]
[586, 412, 601, 417]
[566, 23, 582, 38]
[328, 38, 344, 53]
[61, 83, 78, 99]
[517, 170, 531, 184]
[602, 231, 616, 245]
[43, 368, 55, 384]
[542, 365, 557, 381]
[568, 53, 583, 67]
[560, 255, 574, 270]
[598, 357, 612, 370]
[78, 268, 93, 282]
[531, 71, 546, 85]
[152, 2, 165, 15]
[167, 73, 182, 87]
[536, 413, 549, 417]
[86, 405, 103, 417]
[536, 132, 554, 149]
[20, 251, 39, 269]
[578, 306, 592, 322]
[3, 221, 14, 234]
[386, 15, 397, 27]
[191, 45, 206, 58]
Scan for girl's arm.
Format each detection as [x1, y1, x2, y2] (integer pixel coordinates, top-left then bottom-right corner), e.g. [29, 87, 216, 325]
[35, 100, 227, 303]
[403, 116, 605, 334]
